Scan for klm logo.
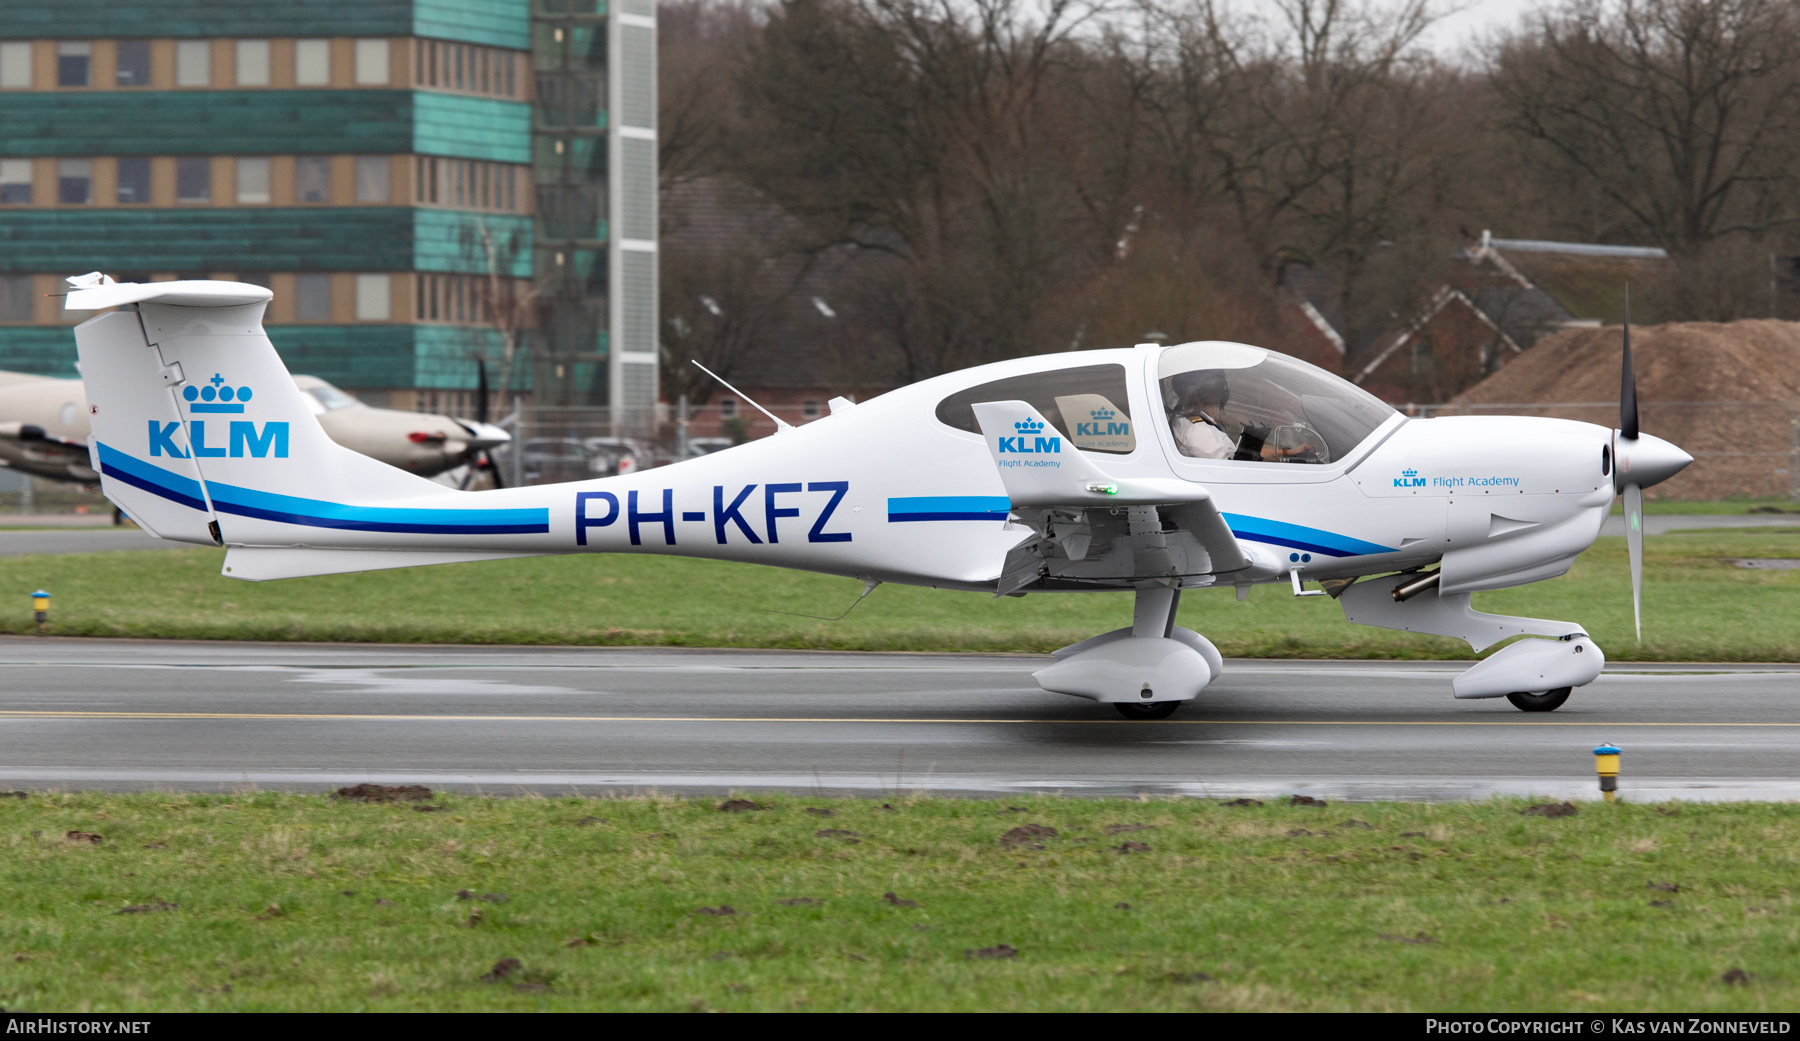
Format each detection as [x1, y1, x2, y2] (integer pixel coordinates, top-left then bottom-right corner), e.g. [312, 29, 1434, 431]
[1393, 468, 1426, 488]
[997, 417, 1061, 455]
[1076, 407, 1129, 438]
[153, 373, 288, 458]
[184, 373, 252, 413]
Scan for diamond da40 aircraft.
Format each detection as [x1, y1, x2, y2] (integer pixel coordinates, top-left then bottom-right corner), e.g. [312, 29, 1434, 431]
[68, 277, 1692, 719]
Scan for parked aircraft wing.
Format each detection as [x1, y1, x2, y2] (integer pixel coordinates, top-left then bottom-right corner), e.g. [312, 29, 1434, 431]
[970, 400, 1249, 591]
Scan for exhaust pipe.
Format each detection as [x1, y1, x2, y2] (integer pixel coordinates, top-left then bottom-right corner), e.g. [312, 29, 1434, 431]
[1391, 571, 1441, 603]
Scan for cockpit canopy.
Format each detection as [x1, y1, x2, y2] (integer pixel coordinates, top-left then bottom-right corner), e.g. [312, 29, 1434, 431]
[1158, 342, 1394, 464]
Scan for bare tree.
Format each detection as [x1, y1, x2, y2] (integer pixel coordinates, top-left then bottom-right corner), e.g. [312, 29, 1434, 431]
[1491, 0, 1800, 316]
[462, 218, 538, 408]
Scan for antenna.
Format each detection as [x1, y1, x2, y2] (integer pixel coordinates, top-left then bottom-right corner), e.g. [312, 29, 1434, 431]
[691, 359, 794, 432]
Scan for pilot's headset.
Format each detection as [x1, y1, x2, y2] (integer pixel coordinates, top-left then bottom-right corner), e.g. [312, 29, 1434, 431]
[1168, 369, 1230, 415]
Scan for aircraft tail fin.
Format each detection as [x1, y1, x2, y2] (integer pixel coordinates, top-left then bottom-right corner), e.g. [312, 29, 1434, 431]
[71, 279, 547, 551]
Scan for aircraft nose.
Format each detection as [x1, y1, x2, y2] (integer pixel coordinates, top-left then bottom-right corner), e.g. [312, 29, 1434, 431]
[1615, 431, 1692, 491]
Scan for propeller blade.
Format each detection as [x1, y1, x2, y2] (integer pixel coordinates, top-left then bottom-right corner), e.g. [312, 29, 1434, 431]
[487, 449, 506, 490]
[474, 357, 491, 426]
[1620, 287, 1639, 440]
[1624, 481, 1643, 642]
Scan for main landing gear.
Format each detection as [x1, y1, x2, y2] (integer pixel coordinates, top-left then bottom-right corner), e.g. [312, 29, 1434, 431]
[1035, 586, 1221, 720]
[1506, 687, 1572, 712]
[1114, 701, 1182, 720]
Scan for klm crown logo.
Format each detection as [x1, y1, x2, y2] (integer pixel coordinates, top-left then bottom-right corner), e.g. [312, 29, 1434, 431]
[1394, 467, 1426, 488]
[183, 373, 254, 414]
[152, 373, 287, 460]
[1076, 406, 1129, 439]
[997, 415, 1060, 456]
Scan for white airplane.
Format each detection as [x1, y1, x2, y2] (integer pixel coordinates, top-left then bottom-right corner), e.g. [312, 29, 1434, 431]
[0, 370, 509, 489]
[67, 276, 1692, 718]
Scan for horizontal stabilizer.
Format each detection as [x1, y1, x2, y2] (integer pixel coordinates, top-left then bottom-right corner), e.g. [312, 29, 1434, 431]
[222, 546, 548, 581]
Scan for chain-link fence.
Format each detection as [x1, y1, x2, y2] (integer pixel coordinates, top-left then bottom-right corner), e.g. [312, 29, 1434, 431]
[488, 399, 829, 485]
[1400, 401, 1800, 502]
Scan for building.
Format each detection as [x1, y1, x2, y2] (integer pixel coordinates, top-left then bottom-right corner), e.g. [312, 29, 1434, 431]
[0, 0, 655, 420]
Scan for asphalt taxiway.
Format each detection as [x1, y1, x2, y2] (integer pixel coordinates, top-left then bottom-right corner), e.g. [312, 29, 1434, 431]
[0, 639, 1795, 802]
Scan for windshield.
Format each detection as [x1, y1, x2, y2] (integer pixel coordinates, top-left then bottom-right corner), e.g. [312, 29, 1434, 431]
[1158, 342, 1394, 464]
[307, 383, 361, 412]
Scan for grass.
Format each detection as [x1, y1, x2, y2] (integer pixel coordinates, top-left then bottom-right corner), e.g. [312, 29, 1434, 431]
[1622, 497, 1800, 515]
[0, 528, 1794, 660]
[3, 792, 1798, 1011]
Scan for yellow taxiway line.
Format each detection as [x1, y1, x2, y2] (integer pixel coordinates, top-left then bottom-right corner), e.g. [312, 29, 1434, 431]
[0, 709, 1795, 726]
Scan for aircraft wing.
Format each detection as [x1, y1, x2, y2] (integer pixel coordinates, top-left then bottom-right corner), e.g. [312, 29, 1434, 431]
[970, 400, 1249, 593]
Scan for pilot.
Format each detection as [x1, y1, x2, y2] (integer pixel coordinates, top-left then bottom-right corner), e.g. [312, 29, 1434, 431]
[1168, 369, 1318, 462]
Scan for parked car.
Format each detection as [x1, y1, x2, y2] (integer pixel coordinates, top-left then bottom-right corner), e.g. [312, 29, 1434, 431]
[582, 437, 650, 476]
[683, 437, 734, 459]
[520, 437, 590, 484]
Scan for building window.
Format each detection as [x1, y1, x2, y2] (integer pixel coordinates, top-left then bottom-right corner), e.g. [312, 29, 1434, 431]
[115, 40, 151, 86]
[236, 157, 270, 204]
[116, 157, 151, 203]
[56, 42, 91, 87]
[0, 276, 32, 321]
[355, 274, 390, 320]
[296, 157, 330, 203]
[802, 400, 822, 420]
[57, 160, 92, 205]
[175, 157, 210, 203]
[354, 157, 389, 203]
[236, 40, 270, 86]
[295, 274, 332, 320]
[238, 273, 271, 290]
[295, 39, 330, 85]
[0, 42, 30, 89]
[354, 40, 388, 85]
[720, 398, 738, 419]
[176, 40, 210, 87]
[0, 160, 29, 205]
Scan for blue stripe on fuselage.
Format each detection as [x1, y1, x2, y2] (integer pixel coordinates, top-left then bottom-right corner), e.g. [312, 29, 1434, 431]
[1222, 513, 1392, 558]
[95, 443, 549, 535]
[888, 495, 1010, 522]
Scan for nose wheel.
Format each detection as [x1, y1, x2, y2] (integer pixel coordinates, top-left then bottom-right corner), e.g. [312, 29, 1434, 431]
[1115, 701, 1182, 720]
[1506, 687, 1572, 712]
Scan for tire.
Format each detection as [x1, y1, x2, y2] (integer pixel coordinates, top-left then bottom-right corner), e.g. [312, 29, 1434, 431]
[1506, 687, 1572, 713]
[1115, 701, 1181, 720]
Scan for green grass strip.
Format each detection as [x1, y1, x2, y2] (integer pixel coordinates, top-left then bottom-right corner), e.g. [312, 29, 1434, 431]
[3, 792, 1797, 1011]
[0, 529, 1794, 659]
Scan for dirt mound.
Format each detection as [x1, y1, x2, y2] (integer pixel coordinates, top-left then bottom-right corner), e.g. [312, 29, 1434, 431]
[1454, 320, 1800, 499]
[1461, 319, 1800, 405]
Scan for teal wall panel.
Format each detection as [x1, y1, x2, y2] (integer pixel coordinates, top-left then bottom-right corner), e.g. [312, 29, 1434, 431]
[413, 94, 532, 164]
[0, 0, 412, 39]
[413, 211, 534, 276]
[412, 325, 528, 390]
[1, 92, 411, 158]
[0, 328, 80, 378]
[2, 92, 527, 161]
[0, 0, 528, 48]
[0, 208, 531, 274]
[416, 0, 530, 50]
[270, 325, 421, 389]
[269, 324, 528, 390]
[0, 208, 416, 273]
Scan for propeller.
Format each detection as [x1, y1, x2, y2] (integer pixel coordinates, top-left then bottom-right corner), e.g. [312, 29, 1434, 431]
[1621, 292, 1643, 640]
[459, 357, 506, 490]
[1611, 289, 1694, 642]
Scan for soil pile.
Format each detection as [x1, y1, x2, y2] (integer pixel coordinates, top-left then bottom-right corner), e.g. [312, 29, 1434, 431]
[1452, 320, 1800, 500]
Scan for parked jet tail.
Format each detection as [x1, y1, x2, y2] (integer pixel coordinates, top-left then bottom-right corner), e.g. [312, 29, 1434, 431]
[71, 279, 547, 579]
